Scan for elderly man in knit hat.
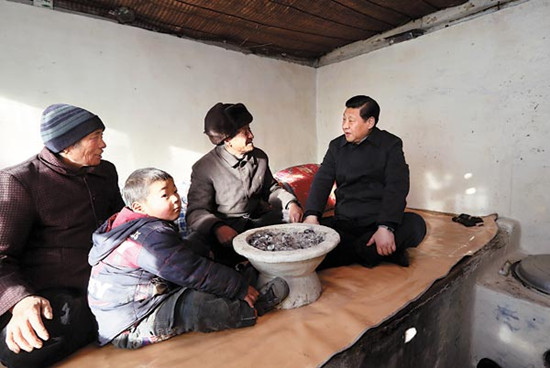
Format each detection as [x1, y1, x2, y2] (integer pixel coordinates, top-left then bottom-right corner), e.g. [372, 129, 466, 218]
[186, 102, 303, 267]
[0, 104, 124, 368]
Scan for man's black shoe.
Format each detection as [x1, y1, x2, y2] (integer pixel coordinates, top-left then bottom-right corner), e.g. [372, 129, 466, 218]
[255, 277, 290, 316]
[387, 249, 410, 267]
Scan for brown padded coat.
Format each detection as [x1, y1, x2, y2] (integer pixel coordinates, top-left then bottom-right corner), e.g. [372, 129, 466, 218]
[186, 146, 296, 235]
[0, 148, 124, 315]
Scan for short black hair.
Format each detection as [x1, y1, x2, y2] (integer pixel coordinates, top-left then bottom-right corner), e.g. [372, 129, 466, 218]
[345, 95, 380, 124]
[122, 168, 173, 207]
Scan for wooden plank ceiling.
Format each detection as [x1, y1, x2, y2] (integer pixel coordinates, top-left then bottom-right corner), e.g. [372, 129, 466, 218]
[50, 0, 468, 63]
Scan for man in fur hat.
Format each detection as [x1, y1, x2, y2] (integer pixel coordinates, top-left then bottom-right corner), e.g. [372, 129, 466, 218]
[186, 102, 303, 267]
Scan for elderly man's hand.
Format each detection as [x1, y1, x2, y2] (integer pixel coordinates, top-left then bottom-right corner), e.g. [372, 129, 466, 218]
[302, 215, 319, 225]
[5, 295, 53, 354]
[288, 202, 303, 223]
[366, 227, 396, 256]
[215, 225, 239, 246]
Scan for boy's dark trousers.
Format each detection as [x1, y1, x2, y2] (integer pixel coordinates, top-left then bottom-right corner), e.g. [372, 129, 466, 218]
[111, 288, 256, 349]
[0, 288, 96, 368]
[318, 212, 427, 269]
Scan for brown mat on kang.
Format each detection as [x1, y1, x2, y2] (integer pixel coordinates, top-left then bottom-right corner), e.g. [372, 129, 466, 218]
[55, 210, 498, 368]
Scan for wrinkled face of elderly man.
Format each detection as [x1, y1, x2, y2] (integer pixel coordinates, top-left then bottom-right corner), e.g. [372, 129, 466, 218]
[40, 103, 107, 168]
[61, 129, 106, 168]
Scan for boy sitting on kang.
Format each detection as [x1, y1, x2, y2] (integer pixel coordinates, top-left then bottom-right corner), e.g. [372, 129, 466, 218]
[87, 168, 288, 349]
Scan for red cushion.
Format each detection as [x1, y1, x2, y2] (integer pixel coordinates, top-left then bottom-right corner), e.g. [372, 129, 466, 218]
[273, 164, 336, 212]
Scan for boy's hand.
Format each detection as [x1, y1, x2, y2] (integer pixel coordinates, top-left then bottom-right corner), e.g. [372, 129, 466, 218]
[5, 295, 52, 353]
[244, 286, 259, 309]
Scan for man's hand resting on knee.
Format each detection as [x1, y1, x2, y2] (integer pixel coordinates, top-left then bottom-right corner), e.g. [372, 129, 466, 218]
[5, 295, 53, 353]
[367, 227, 396, 256]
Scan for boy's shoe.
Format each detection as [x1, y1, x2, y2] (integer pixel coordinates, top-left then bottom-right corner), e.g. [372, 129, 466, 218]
[255, 277, 290, 316]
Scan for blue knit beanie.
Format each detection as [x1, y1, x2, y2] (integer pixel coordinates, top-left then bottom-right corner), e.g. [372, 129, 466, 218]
[40, 104, 105, 153]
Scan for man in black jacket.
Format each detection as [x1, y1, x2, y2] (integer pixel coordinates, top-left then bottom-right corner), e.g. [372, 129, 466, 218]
[303, 95, 426, 269]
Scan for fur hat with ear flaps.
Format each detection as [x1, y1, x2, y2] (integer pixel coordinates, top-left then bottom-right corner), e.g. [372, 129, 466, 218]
[204, 102, 253, 145]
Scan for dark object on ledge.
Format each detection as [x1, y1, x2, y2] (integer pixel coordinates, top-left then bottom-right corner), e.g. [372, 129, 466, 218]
[452, 213, 484, 227]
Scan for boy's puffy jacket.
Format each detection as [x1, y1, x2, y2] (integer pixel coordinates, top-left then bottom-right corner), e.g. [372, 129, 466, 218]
[88, 207, 248, 345]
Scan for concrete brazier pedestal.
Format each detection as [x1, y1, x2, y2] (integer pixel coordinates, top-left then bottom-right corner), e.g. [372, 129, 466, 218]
[233, 223, 340, 310]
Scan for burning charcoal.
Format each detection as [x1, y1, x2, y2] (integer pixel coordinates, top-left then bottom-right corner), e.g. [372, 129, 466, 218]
[247, 228, 325, 251]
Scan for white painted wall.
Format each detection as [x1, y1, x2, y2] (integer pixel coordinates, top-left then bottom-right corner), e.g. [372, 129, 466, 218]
[1, 0, 548, 254]
[317, 0, 550, 254]
[0, 0, 316, 186]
